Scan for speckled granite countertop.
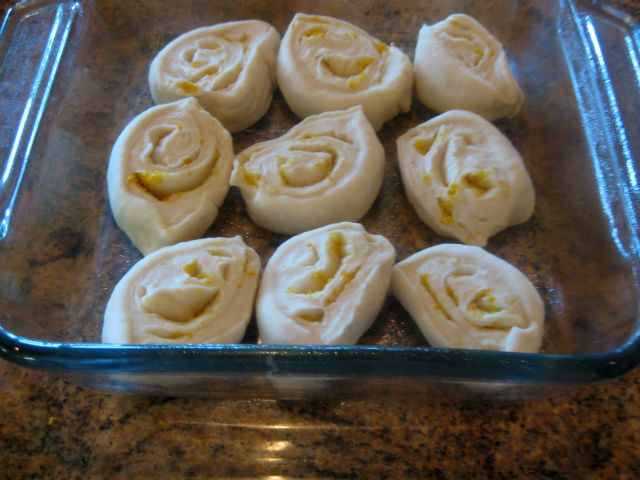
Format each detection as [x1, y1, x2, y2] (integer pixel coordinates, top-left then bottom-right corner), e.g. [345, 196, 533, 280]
[2, 362, 640, 478]
[2, 0, 640, 478]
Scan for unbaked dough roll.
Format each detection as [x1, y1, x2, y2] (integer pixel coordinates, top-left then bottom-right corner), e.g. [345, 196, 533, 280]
[102, 236, 260, 344]
[276, 13, 413, 131]
[392, 244, 544, 352]
[396, 110, 534, 246]
[257, 222, 395, 345]
[230, 106, 384, 235]
[413, 13, 524, 120]
[107, 98, 233, 255]
[149, 20, 280, 133]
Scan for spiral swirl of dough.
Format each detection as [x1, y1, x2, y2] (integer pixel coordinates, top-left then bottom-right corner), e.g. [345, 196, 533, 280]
[230, 106, 384, 235]
[102, 236, 260, 344]
[276, 13, 413, 131]
[396, 110, 534, 246]
[149, 20, 280, 133]
[107, 98, 233, 255]
[257, 222, 395, 345]
[414, 13, 524, 120]
[392, 244, 544, 352]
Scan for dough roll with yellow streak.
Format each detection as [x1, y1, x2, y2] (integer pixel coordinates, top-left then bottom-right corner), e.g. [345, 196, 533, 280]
[413, 13, 524, 120]
[102, 236, 260, 344]
[392, 244, 544, 353]
[257, 222, 395, 345]
[149, 20, 280, 133]
[230, 106, 384, 235]
[276, 13, 413, 131]
[107, 98, 233, 255]
[396, 110, 534, 246]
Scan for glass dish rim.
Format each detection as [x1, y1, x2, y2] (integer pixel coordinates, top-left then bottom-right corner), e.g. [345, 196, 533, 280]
[2, 325, 640, 385]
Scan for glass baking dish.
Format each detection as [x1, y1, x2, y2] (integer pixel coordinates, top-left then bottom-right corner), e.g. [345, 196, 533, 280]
[0, 0, 639, 399]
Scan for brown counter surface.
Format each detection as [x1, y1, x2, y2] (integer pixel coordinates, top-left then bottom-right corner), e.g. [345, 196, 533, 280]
[1, 359, 639, 479]
[2, 0, 640, 478]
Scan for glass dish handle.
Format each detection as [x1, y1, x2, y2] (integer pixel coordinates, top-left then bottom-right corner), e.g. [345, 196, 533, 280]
[0, 0, 79, 239]
[559, 0, 640, 261]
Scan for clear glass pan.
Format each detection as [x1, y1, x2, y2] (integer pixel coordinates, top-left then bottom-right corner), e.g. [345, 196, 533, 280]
[0, 0, 639, 398]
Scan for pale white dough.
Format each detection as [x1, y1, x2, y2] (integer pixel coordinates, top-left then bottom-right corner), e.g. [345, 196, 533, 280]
[230, 106, 384, 235]
[392, 244, 544, 352]
[257, 222, 395, 345]
[149, 20, 280, 133]
[396, 110, 534, 246]
[102, 236, 260, 344]
[107, 98, 234, 255]
[414, 13, 524, 120]
[276, 13, 413, 131]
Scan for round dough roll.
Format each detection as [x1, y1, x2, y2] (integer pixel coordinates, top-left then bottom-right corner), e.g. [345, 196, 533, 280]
[149, 20, 280, 133]
[230, 106, 384, 235]
[276, 13, 413, 131]
[102, 236, 260, 344]
[107, 97, 234, 255]
[257, 222, 396, 345]
[392, 244, 544, 352]
[414, 13, 524, 120]
[396, 110, 535, 246]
